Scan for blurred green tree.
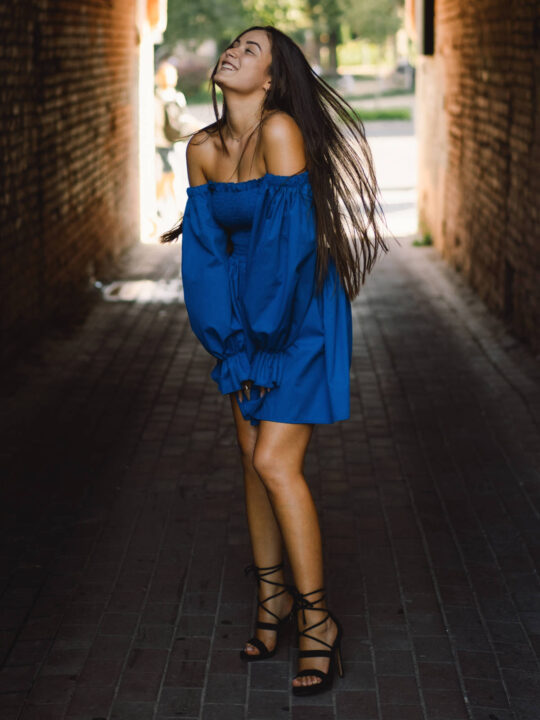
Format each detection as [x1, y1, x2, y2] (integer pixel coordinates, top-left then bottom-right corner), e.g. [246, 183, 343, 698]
[305, 0, 343, 73]
[163, 0, 247, 49]
[340, 0, 403, 45]
[163, 0, 307, 50]
[161, 0, 404, 76]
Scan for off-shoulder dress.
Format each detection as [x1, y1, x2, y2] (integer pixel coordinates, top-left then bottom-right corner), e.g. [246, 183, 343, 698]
[181, 170, 352, 427]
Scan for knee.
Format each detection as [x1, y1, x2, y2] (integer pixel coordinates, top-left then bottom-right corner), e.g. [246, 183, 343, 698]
[252, 449, 294, 493]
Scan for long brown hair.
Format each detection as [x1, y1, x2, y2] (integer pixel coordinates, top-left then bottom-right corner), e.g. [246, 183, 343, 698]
[161, 25, 393, 301]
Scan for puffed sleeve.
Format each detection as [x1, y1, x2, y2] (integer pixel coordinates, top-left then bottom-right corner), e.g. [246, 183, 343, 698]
[181, 185, 251, 394]
[241, 173, 317, 389]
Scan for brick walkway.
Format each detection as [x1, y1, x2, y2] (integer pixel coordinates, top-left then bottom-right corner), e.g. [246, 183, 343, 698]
[1, 238, 540, 720]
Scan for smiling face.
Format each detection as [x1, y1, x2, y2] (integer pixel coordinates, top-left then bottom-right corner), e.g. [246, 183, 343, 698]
[213, 29, 273, 95]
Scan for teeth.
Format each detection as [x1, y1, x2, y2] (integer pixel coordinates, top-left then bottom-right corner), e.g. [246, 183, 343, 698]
[222, 62, 235, 70]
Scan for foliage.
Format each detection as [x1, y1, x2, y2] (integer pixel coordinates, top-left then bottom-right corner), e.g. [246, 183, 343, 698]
[345, 107, 411, 122]
[163, 0, 405, 47]
[339, 0, 403, 45]
[163, 0, 308, 50]
[345, 88, 415, 101]
[306, 0, 342, 36]
[244, 0, 309, 34]
[412, 232, 433, 247]
[162, 0, 242, 49]
[161, 0, 406, 79]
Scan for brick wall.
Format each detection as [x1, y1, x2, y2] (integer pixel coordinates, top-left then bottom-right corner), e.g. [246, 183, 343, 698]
[417, 0, 540, 353]
[0, 0, 139, 359]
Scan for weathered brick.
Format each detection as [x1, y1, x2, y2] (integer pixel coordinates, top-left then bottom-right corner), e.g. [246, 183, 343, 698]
[0, 1, 138, 361]
[417, 1, 540, 353]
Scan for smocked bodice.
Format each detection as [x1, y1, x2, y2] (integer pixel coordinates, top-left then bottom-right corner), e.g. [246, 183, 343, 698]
[186, 171, 311, 259]
[208, 185, 258, 258]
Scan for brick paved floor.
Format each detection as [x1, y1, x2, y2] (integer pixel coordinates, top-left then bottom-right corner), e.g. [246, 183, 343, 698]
[1, 238, 540, 720]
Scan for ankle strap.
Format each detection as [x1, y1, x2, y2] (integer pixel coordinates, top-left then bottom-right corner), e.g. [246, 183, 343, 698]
[293, 587, 327, 625]
[244, 561, 284, 583]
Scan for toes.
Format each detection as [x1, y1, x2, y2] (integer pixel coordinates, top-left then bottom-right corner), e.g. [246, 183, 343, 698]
[293, 675, 321, 686]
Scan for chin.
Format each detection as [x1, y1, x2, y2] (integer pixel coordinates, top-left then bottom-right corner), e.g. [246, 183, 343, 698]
[213, 73, 231, 89]
[214, 77, 242, 93]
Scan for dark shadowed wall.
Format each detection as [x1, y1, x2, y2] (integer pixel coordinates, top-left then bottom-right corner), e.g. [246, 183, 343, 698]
[1, 1, 139, 359]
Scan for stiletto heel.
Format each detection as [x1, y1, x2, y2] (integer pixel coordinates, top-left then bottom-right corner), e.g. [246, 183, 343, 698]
[292, 587, 344, 696]
[239, 561, 296, 662]
[335, 644, 344, 678]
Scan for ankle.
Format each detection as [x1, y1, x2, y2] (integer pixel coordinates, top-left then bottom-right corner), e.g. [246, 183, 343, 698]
[298, 611, 332, 633]
[295, 595, 328, 625]
[257, 574, 285, 592]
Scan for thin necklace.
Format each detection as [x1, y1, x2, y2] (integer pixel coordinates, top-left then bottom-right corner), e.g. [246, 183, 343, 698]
[226, 120, 260, 142]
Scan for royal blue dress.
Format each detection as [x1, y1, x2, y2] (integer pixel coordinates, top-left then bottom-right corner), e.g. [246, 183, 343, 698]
[181, 171, 352, 427]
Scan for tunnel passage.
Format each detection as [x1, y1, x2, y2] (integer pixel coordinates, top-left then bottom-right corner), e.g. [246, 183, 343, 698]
[1, 239, 540, 718]
[2, 0, 539, 365]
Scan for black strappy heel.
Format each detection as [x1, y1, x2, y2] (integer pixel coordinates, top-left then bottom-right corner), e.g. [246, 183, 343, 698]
[292, 587, 344, 696]
[239, 561, 296, 662]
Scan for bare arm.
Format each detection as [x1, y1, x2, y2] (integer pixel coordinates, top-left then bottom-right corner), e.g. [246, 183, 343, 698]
[186, 131, 211, 187]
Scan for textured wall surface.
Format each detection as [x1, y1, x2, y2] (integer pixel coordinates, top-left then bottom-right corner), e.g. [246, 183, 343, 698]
[0, 1, 139, 358]
[417, 0, 540, 353]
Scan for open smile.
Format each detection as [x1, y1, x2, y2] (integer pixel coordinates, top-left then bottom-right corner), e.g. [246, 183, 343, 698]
[220, 61, 237, 71]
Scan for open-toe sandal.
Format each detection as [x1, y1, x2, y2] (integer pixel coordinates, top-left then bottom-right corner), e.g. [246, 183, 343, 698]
[292, 587, 344, 696]
[239, 561, 296, 662]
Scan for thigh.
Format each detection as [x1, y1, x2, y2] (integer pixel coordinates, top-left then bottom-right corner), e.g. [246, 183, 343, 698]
[253, 420, 314, 479]
[230, 392, 258, 460]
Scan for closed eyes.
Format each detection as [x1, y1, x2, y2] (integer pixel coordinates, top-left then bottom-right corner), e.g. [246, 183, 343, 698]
[229, 42, 257, 55]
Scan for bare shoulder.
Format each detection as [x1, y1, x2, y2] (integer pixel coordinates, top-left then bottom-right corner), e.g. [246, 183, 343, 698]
[186, 127, 215, 186]
[261, 111, 303, 144]
[261, 111, 306, 175]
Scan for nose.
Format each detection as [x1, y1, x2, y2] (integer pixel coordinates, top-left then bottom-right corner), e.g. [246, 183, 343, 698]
[225, 47, 238, 60]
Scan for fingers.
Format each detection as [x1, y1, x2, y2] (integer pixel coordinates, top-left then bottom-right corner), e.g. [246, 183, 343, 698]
[238, 379, 253, 403]
[238, 382, 272, 402]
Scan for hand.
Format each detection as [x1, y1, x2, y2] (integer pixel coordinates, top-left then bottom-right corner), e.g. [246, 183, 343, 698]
[237, 380, 271, 403]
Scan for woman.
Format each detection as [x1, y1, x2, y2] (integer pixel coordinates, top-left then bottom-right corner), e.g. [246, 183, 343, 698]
[161, 26, 390, 696]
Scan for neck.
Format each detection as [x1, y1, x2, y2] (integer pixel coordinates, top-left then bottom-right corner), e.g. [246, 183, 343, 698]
[221, 89, 265, 137]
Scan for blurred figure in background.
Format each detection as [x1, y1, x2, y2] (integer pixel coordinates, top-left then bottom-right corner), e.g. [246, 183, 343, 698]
[154, 60, 201, 229]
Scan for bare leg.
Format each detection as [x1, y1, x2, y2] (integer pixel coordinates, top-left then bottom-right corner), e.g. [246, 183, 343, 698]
[230, 395, 295, 656]
[252, 419, 339, 688]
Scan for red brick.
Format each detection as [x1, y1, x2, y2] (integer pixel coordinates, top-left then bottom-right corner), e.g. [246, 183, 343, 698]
[417, 1, 540, 353]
